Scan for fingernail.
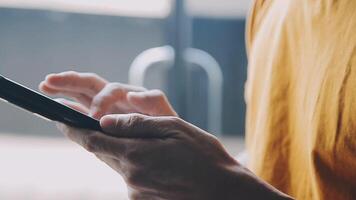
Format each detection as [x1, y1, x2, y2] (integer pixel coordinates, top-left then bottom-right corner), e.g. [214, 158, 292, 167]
[38, 81, 45, 89]
[100, 115, 116, 130]
[45, 73, 55, 81]
[127, 91, 142, 99]
[46, 74, 65, 86]
[89, 108, 102, 119]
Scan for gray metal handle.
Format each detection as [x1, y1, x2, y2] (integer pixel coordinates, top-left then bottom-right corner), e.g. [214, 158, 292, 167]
[184, 48, 223, 135]
[128, 46, 223, 135]
[128, 46, 174, 86]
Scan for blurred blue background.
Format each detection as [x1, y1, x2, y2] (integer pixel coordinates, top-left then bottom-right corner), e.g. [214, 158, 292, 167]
[0, 0, 249, 199]
[0, 0, 249, 136]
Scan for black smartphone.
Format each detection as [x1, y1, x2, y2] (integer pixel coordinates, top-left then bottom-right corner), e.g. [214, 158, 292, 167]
[0, 75, 102, 132]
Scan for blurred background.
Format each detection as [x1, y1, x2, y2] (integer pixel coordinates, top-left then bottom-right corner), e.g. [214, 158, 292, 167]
[0, 0, 250, 199]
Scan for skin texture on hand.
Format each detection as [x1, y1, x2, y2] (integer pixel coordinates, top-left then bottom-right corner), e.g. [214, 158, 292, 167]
[54, 113, 292, 200]
[40, 71, 293, 200]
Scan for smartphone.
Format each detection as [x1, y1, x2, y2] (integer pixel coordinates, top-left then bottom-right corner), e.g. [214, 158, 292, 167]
[0, 75, 102, 132]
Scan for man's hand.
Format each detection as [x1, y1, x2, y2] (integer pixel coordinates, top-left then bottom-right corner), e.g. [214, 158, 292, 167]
[56, 113, 292, 200]
[41, 71, 292, 199]
[39, 71, 177, 118]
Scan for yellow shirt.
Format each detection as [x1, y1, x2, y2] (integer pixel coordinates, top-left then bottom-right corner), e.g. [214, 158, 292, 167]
[245, 0, 356, 199]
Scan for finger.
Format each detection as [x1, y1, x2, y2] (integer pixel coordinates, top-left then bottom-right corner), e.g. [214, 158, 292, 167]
[100, 113, 177, 139]
[127, 90, 177, 116]
[40, 82, 93, 108]
[44, 71, 107, 97]
[90, 83, 146, 119]
[56, 123, 129, 157]
[54, 98, 89, 114]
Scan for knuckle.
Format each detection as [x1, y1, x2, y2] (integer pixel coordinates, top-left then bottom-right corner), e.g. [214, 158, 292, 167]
[84, 73, 101, 82]
[83, 72, 99, 79]
[82, 73, 105, 92]
[152, 89, 164, 96]
[91, 83, 125, 107]
[65, 70, 77, 75]
[160, 116, 187, 134]
[107, 83, 126, 96]
[127, 114, 144, 127]
[107, 82, 123, 89]
[122, 114, 148, 133]
[210, 136, 222, 147]
[166, 116, 182, 126]
[65, 71, 80, 85]
[151, 89, 166, 101]
[65, 71, 79, 78]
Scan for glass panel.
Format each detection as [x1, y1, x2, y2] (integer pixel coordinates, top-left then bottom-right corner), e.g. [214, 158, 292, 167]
[181, 0, 249, 136]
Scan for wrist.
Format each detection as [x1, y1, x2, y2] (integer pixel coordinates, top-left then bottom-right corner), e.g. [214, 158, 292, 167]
[215, 162, 294, 200]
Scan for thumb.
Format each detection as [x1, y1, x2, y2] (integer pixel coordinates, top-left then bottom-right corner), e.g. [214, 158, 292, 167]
[100, 114, 174, 139]
[127, 90, 177, 116]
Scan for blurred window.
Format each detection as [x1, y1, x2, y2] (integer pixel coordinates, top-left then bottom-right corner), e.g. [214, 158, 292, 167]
[0, 1, 248, 198]
[187, 0, 250, 18]
[0, 0, 172, 18]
